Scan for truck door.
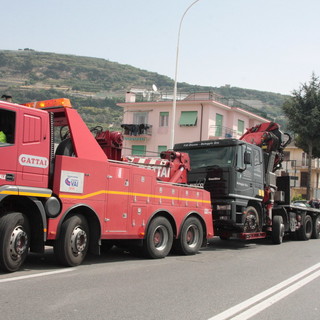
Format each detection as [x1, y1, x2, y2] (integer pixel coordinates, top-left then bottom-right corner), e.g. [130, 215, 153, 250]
[0, 107, 17, 184]
[16, 110, 50, 188]
[105, 163, 130, 233]
[235, 144, 255, 198]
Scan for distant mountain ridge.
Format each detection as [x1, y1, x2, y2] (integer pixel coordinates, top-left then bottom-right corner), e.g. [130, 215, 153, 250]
[0, 49, 289, 130]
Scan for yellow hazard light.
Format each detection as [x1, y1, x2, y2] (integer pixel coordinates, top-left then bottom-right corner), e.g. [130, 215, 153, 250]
[23, 98, 72, 109]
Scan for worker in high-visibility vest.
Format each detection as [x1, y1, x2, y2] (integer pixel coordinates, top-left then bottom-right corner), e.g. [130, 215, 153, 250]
[0, 94, 11, 143]
[0, 131, 6, 143]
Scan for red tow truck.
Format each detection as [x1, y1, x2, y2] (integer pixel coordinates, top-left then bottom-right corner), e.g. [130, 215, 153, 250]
[0, 98, 213, 272]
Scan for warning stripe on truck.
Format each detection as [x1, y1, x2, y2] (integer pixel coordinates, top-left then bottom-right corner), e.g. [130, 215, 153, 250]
[59, 189, 211, 204]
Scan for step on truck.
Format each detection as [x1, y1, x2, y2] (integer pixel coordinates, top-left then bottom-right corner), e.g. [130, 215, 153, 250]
[174, 122, 320, 243]
[0, 98, 213, 272]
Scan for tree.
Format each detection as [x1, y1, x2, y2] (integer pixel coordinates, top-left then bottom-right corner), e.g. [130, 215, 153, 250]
[283, 73, 320, 199]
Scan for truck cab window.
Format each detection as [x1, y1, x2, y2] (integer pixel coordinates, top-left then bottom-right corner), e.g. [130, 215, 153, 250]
[184, 146, 236, 169]
[0, 109, 15, 145]
[236, 145, 245, 171]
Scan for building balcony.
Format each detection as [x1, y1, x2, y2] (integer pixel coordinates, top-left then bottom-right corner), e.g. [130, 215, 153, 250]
[121, 124, 152, 140]
[282, 160, 320, 171]
[209, 125, 240, 139]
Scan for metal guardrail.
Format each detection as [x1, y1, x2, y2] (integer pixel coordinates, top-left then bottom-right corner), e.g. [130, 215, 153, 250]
[133, 91, 253, 110]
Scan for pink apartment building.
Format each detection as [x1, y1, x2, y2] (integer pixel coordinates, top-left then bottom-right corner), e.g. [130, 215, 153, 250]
[118, 91, 269, 157]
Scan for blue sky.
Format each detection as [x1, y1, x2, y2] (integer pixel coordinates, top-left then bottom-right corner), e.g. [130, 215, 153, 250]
[2, 0, 320, 95]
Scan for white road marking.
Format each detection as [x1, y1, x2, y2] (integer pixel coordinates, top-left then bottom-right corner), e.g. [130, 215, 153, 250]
[0, 268, 74, 283]
[208, 262, 320, 320]
[231, 268, 320, 320]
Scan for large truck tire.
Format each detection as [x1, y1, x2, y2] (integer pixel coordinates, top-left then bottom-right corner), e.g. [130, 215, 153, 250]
[143, 216, 173, 259]
[172, 216, 203, 255]
[312, 215, 320, 239]
[54, 214, 89, 267]
[244, 206, 260, 232]
[271, 215, 284, 244]
[297, 214, 312, 241]
[0, 212, 30, 273]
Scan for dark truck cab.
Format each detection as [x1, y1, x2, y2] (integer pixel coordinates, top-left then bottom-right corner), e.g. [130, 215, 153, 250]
[174, 139, 268, 235]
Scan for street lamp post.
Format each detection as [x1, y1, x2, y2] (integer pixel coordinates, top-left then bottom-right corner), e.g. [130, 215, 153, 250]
[169, 0, 202, 149]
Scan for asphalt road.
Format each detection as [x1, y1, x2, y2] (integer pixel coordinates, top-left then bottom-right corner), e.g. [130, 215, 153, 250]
[1, 236, 320, 320]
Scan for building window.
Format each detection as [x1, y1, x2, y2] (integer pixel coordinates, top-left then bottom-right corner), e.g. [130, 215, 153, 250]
[159, 112, 169, 127]
[132, 145, 146, 156]
[283, 151, 290, 161]
[158, 145, 167, 155]
[133, 112, 148, 124]
[215, 113, 223, 136]
[302, 152, 307, 166]
[237, 119, 245, 136]
[179, 111, 198, 126]
[300, 172, 308, 188]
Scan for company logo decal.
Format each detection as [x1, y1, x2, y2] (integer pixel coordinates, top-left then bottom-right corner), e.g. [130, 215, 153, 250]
[19, 154, 49, 169]
[60, 171, 84, 194]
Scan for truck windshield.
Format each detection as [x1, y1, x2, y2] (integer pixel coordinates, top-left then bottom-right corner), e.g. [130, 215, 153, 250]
[182, 146, 236, 169]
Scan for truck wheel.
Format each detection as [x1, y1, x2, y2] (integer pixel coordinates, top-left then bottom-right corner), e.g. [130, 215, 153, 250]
[54, 214, 89, 267]
[272, 215, 284, 244]
[0, 212, 30, 273]
[143, 217, 173, 259]
[297, 214, 313, 241]
[312, 215, 320, 239]
[244, 206, 260, 232]
[173, 217, 203, 255]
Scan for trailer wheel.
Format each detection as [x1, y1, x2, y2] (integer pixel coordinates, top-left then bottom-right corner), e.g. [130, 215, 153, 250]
[297, 214, 313, 241]
[173, 217, 203, 255]
[0, 212, 30, 273]
[272, 215, 284, 244]
[244, 206, 260, 232]
[312, 215, 320, 239]
[143, 217, 173, 259]
[54, 214, 89, 267]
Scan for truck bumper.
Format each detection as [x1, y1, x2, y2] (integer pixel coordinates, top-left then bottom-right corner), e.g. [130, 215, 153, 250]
[213, 198, 248, 234]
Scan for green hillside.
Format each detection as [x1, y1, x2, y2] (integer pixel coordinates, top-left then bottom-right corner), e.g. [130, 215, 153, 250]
[0, 49, 289, 130]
